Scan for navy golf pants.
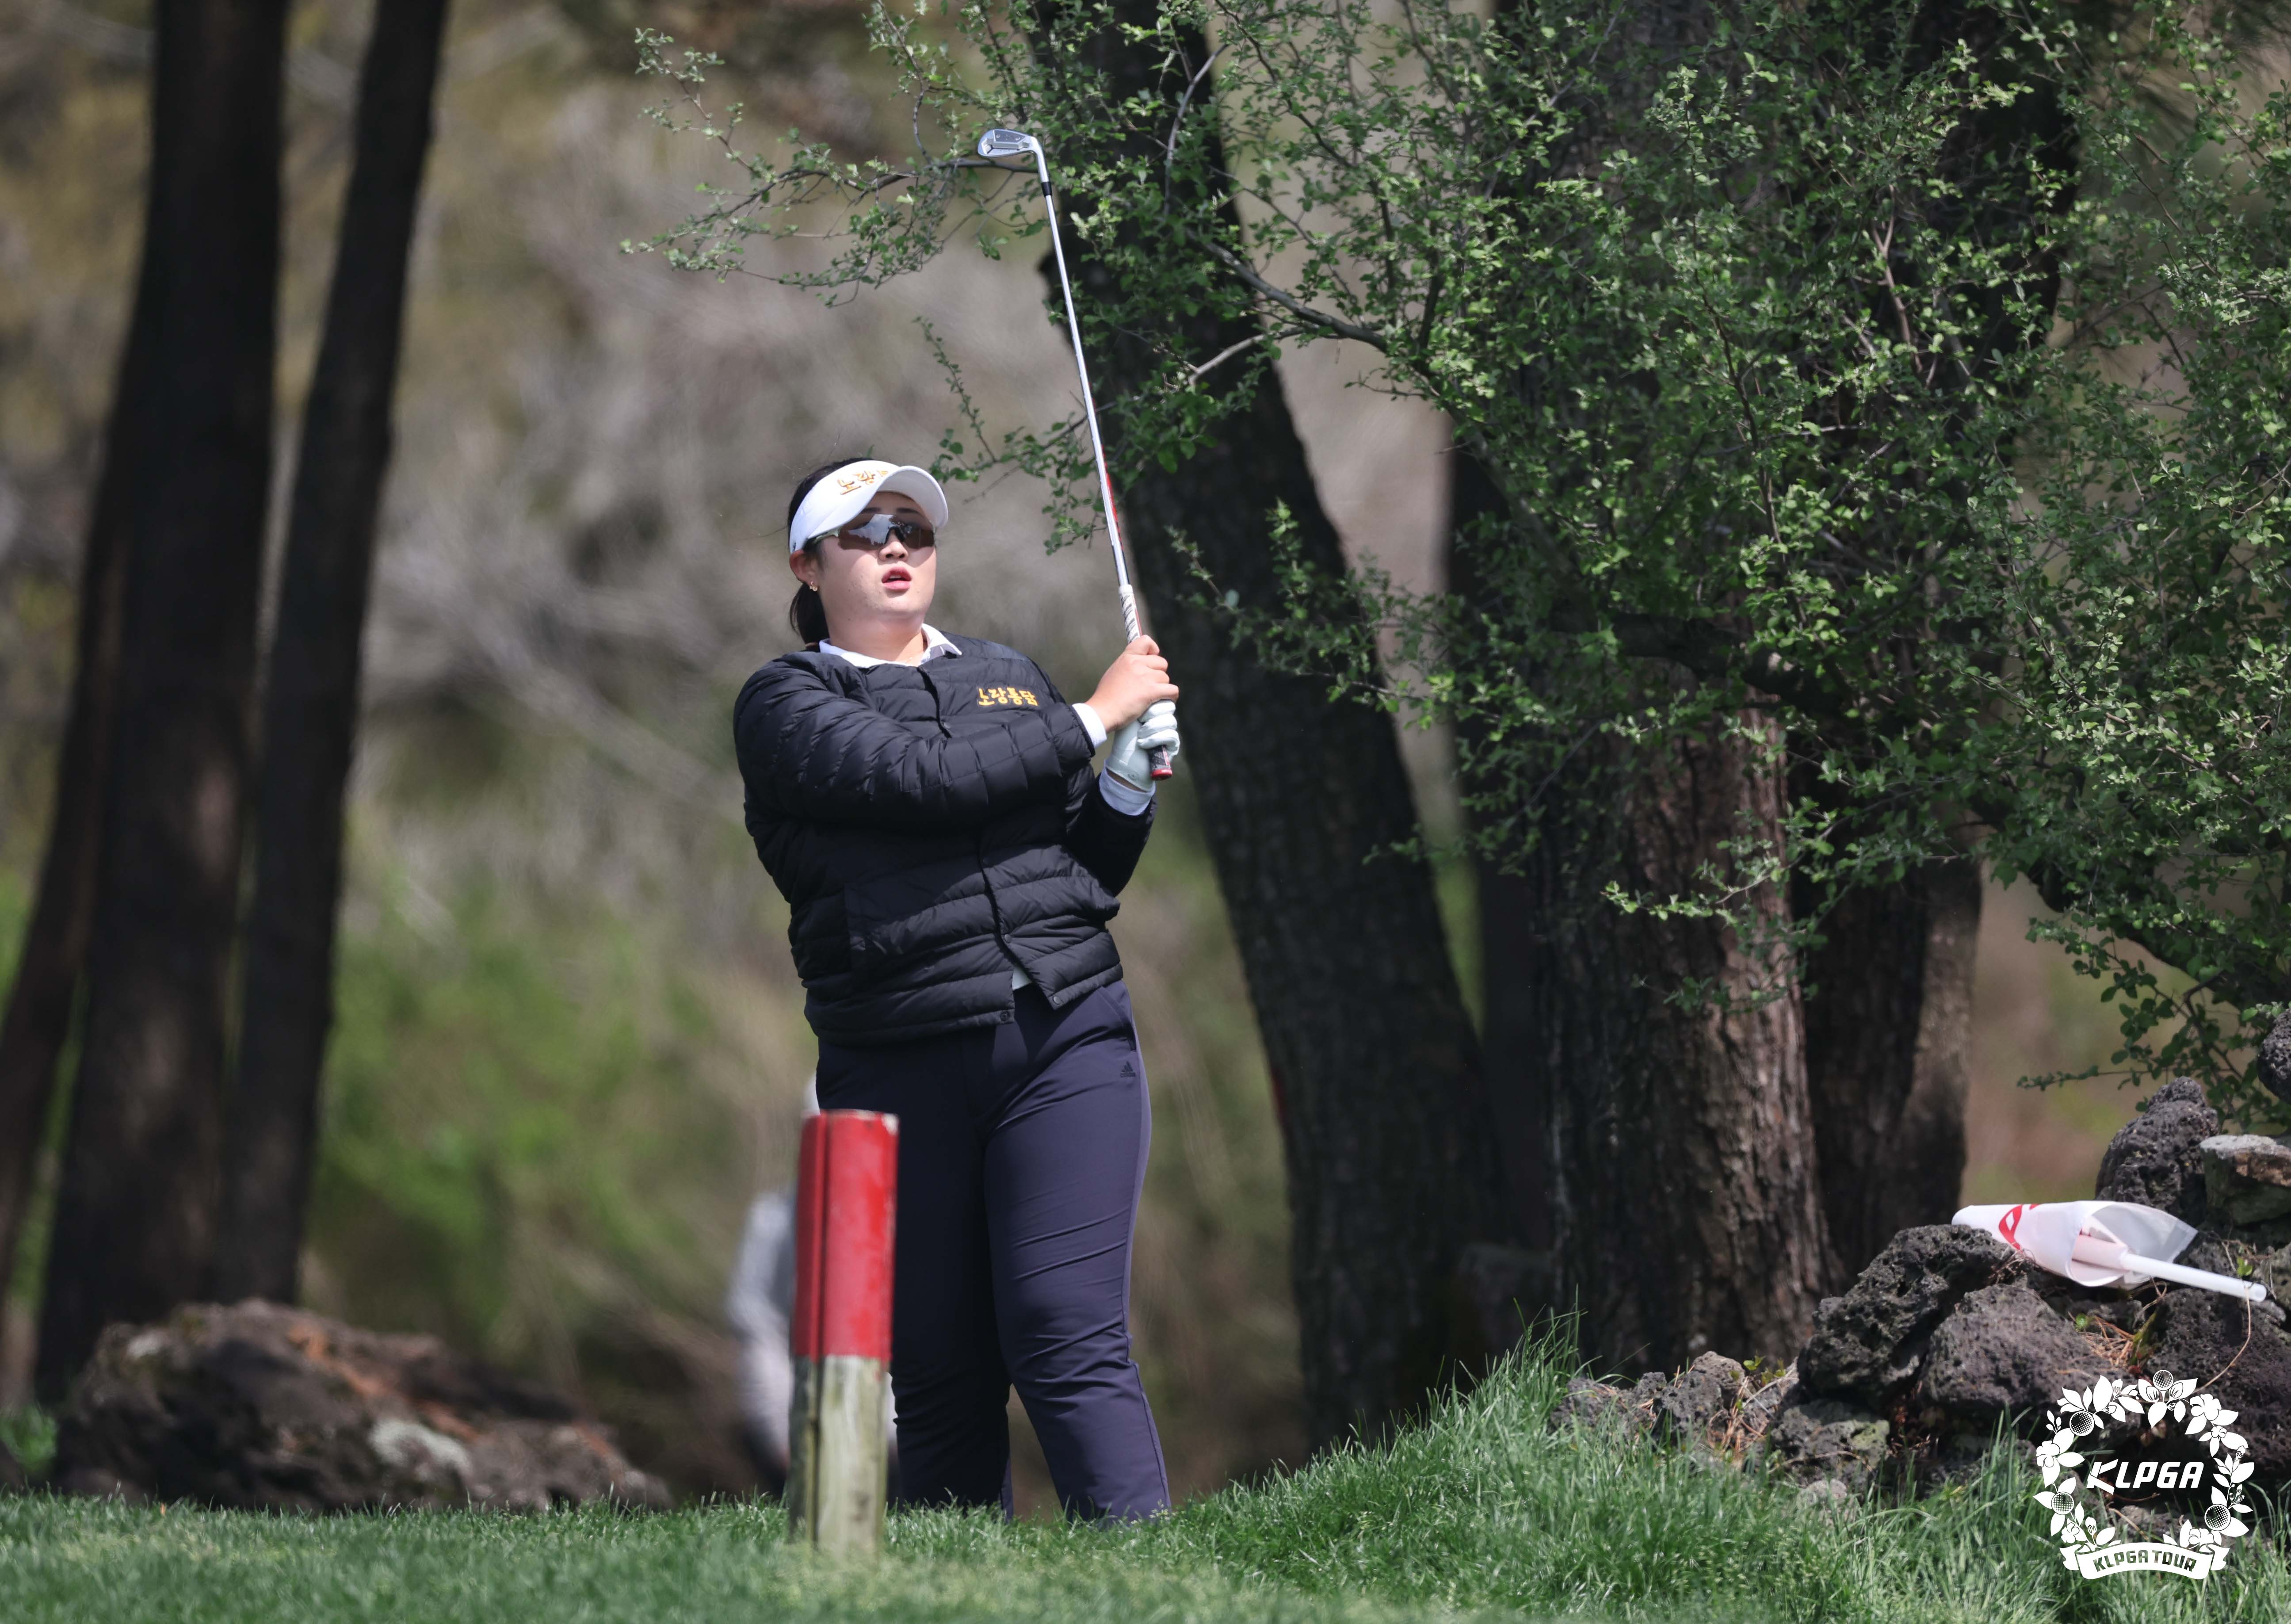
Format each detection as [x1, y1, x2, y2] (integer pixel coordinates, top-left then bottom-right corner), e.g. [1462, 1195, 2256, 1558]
[814, 977, 1171, 1521]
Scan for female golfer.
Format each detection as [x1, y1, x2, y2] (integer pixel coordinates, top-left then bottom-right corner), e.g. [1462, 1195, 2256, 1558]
[733, 457, 1182, 1521]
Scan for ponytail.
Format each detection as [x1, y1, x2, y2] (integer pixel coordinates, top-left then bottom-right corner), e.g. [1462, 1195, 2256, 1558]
[788, 549, 830, 647]
[784, 455, 873, 650]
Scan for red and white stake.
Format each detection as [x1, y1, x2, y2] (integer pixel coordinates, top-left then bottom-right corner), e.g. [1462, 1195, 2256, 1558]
[787, 1108, 898, 1551]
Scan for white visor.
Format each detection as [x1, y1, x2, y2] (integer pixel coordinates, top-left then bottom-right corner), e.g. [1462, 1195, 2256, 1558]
[787, 460, 951, 554]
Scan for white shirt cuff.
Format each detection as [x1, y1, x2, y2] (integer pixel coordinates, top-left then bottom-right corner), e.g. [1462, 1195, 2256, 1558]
[1072, 702, 1110, 749]
[1098, 767, 1154, 816]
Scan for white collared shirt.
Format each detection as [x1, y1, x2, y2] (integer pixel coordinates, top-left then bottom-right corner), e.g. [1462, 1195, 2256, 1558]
[815, 622, 965, 669]
[814, 623, 1152, 989]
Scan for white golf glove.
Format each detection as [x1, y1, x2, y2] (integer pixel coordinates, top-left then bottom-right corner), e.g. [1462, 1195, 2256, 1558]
[1105, 700, 1180, 793]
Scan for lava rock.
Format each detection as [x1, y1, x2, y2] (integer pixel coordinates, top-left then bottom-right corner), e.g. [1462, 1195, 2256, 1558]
[1739, 1363, 1799, 1441]
[2184, 1232, 2291, 1293]
[1795, 1476, 1856, 1515]
[2114, 1501, 2178, 1540]
[1912, 1283, 2110, 1429]
[2076, 1297, 2147, 1334]
[1913, 1429, 2036, 1491]
[2181, 1233, 2237, 1276]
[1550, 1371, 1674, 1439]
[2200, 1135, 2291, 1227]
[1757, 1395, 1891, 1494]
[2093, 1078, 2217, 1223]
[1655, 1352, 1747, 1448]
[2142, 1288, 2291, 1485]
[52, 1301, 670, 1512]
[2231, 1249, 2291, 1311]
[2260, 1011, 2291, 1106]
[1798, 1226, 2022, 1408]
[1550, 1377, 1640, 1435]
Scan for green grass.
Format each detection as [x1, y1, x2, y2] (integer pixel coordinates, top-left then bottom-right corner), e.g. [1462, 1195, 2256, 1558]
[0, 1405, 56, 1477]
[4, 1336, 2287, 1623]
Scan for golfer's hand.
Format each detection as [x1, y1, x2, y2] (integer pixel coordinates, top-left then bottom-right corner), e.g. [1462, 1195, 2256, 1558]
[1086, 637, 1178, 730]
[1107, 701, 1179, 793]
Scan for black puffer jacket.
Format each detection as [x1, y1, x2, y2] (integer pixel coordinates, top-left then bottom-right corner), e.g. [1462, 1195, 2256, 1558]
[733, 635, 1153, 1047]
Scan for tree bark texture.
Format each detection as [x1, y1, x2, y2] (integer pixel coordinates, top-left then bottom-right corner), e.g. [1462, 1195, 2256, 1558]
[0, 302, 151, 1306]
[35, 0, 286, 1400]
[1799, 859, 1981, 1285]
[217, 0, 450, 1307]
[1039, 4, 1511, 1449]
[1522, 722, 1833, 1376]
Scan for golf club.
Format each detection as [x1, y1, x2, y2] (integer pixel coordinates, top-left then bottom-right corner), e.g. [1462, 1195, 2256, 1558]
[976, 125, 1172, 780]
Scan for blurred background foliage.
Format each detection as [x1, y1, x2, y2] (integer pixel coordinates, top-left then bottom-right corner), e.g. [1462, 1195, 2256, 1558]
[0, 0, 2194, 1509]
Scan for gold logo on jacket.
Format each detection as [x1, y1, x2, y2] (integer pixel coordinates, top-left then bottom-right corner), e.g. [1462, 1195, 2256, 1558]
[977, 686, 1040, 708]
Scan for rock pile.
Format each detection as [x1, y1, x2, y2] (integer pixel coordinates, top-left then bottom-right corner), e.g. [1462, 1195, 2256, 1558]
[1553, 1077, 2291, 1504]
[52, 1300, 669, 1511]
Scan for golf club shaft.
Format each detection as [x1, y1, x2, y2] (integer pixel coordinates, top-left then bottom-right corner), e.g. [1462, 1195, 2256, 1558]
[1030, 155, 1174, 780]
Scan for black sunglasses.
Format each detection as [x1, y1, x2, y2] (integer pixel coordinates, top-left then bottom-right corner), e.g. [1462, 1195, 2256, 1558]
[818, 512, 937, 550]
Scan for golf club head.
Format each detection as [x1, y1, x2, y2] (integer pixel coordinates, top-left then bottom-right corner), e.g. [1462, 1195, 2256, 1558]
[976, 127, 1042, 161]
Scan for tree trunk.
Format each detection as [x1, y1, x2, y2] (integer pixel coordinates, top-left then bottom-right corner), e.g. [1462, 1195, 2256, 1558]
[1464, 518, 1972, 1368]
[1523, 721, 1833, 1375]
[1041, 4, 1511, 1449]
[1775, 0, 2057, 1289]
[0, 303, 151, 1305]
[1445, 452, 1556, 1279]
[1459, 0, 2013, 1376]
[1798, 860, 1980, 1284]
[34, 0, 286, 1401]
[1451, 0, 1821, 1380]
[216, 0, 450, 1307]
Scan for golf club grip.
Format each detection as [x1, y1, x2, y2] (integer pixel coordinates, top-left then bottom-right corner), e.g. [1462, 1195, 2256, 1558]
[1147, 744, 1174, 780]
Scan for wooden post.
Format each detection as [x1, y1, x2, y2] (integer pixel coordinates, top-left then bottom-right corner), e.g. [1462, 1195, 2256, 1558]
[787, 1108, 897, 1552]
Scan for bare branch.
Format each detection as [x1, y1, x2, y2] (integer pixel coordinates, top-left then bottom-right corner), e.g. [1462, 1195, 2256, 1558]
[1187, 333, 1264, 382]
[1203, 241, 1388, 349]
[1164, 44, 1228, 203]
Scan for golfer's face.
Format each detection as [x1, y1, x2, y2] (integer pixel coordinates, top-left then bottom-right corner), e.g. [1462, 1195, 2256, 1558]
[821, 494, 936, 619]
